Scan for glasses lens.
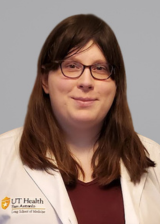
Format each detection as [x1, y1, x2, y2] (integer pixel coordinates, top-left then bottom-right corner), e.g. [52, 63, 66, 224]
[91, 63, 112, 80]
[61, 61, 83, 78]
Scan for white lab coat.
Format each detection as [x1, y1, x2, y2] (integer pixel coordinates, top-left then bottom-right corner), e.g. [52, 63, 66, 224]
[0, 127, 160, 224]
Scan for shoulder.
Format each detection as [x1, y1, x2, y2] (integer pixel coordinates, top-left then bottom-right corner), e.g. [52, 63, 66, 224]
[138, 134, 160, 181]
[0, 127, 23, 176]
[138, 134, 160, 160]
[0, 127, 23, 157]
[0, 127, 23, 140]
[0, 127, 23, 143]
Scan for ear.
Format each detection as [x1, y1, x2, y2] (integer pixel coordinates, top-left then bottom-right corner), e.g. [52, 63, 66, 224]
[41, 73, 49, 94]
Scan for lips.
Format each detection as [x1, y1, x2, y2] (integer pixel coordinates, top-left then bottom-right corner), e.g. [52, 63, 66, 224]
[71, 97, 97, 102]
[71, 97, 97, 107]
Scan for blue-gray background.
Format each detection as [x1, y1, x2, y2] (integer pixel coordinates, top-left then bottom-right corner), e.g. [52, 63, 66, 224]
[0, 1, 160, 143]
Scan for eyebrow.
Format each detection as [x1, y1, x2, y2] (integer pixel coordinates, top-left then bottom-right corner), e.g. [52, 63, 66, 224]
[65, 58, 108, 64]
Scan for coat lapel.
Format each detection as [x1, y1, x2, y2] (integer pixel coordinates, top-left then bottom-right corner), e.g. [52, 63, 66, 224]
[24, 165, 78, 224]
[120, 160, 148, 224]
[24, 161, 148, 224]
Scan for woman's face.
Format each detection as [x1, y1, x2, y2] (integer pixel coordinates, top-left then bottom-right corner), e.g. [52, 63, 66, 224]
[42, 41, 116, 131]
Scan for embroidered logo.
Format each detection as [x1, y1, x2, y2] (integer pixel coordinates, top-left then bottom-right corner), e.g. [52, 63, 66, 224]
[1, 197, 45, 214]
[1, 197, 10, 209]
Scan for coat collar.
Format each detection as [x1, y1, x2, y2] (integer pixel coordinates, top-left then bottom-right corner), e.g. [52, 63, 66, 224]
[24, 162, 148, 224]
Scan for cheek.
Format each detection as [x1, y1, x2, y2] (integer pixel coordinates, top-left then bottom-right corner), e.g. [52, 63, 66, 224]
[48, 75, 75, 95]
[99, 82, 116, 115]
[47, 76, 75, 112]
[100, 82, 116, 100]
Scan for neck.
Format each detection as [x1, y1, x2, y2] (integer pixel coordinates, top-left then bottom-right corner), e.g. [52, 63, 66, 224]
[64, 125, 100, 153]
[63, 124, 101, 182]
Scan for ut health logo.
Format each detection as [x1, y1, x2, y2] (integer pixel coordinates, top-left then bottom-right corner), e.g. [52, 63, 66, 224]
[1, 197, 10, 209]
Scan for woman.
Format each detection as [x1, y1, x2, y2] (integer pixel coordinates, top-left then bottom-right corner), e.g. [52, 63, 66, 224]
[0, 14, 160, 224]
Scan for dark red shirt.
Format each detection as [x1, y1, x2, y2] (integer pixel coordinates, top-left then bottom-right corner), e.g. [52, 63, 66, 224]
[67, 179, 125, 224]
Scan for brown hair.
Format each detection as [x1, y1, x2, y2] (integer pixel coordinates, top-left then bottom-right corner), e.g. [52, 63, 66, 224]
[20, 14, 155, 186]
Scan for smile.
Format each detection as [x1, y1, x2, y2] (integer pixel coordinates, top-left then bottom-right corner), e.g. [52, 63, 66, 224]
[71, 97, 97, 107]
[72, 97, 97, 102]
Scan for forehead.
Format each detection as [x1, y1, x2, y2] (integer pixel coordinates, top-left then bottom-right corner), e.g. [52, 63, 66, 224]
[68, 40, 107, 63]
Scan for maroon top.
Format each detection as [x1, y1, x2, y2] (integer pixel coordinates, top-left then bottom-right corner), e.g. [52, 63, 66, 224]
[67, 179, 125, 224]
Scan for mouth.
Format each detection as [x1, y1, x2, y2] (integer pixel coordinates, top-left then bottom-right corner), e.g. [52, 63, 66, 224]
[71, 97, 98, 107]
[71, 97, 97, 102]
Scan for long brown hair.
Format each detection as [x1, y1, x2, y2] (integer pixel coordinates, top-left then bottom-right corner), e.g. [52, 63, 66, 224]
[20, 14, 155, 186]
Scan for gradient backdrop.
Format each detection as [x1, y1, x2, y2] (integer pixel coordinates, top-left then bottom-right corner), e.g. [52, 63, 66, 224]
[0, 0, 160, 143]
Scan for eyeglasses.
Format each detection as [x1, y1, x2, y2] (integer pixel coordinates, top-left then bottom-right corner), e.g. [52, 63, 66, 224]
[58, 60, 114, 80]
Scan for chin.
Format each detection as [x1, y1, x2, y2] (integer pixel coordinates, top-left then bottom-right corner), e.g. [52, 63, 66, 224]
[70, 115, 102, 128]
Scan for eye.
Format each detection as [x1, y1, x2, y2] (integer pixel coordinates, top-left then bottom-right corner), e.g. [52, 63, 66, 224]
[96, 65, 105, 70]
[62, 61, 82, 70]
[92, 64, 110, 73]
[69, 64, 76, 68]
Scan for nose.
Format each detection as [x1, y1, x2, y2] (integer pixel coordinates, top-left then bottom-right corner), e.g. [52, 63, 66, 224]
[77, 67, 94, 91]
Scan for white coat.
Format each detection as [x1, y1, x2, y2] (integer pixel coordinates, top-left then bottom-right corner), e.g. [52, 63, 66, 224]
[0, 127, 160, 224]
